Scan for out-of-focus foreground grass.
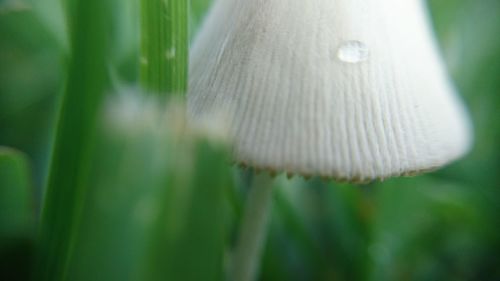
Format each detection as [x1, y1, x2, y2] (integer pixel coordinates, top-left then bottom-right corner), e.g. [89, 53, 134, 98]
[0, 0, 499, 280]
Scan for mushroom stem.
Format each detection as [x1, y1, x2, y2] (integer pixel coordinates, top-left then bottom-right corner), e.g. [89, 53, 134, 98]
[231, 173, 274, 281]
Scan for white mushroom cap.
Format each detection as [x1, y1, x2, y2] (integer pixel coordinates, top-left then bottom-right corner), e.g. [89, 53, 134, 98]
[188, 0, 472, 182]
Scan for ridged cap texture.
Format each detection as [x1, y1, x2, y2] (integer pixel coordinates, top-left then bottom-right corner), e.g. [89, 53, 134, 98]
[188, 0, 472, 181]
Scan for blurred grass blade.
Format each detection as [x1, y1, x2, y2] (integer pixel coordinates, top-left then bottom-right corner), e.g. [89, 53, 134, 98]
[28, 0, 68, 50]
[0, 147, 35, 281]
[143, 135, 231, 281]
[140, 0, 188, 95]
[67, 98, 172, 281]
[0, 147, 34, 241]
[37, 0, 110, 280]
[58, 96, 232, 281]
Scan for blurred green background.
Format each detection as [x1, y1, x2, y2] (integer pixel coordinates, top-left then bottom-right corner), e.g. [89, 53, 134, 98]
[0, 0, 499, 280]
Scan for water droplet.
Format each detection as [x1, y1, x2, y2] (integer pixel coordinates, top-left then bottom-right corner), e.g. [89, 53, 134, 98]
[140, 56, 148, 65]
[337, 40, 369, 63]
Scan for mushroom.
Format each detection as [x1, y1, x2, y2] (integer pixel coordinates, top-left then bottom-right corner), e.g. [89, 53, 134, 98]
[188, 0, 472, 182]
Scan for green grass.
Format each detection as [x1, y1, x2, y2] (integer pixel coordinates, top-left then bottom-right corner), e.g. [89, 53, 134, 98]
[0, 147, 33, 241]
[37, 0, 110, 279]
[0, 147, 34, 281]
[140, 0, 188, 95]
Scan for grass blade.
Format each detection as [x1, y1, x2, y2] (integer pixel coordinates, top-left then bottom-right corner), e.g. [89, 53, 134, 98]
[140, 0, 188, 95]
[142, 127, 231, 281]
[0, 147, 33, 241]
[37, 0, 110, 280]
[0, 147, 35, 281]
